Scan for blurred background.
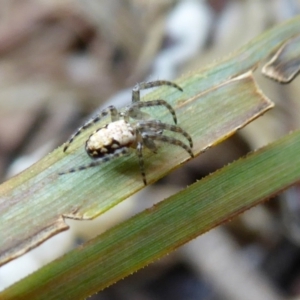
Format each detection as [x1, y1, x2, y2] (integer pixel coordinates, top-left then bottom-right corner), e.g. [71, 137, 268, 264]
[1, 0, 300, 299]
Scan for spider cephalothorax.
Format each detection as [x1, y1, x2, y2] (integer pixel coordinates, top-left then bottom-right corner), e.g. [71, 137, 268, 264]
[59, 80, 194, 185]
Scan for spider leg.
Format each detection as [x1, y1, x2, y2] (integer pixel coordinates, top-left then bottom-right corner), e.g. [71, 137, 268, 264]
[132, 80, 183, 103]
[58, 147, 129, 175]
[124, 100, 177, 124]
[63, 105, 119, 152]
[137, 120, 193, 149]
[136, 142, 147, 185]
[141, 132, 194, 158]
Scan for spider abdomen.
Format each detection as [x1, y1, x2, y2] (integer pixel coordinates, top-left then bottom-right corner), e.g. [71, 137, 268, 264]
[85, 119, 136, 158]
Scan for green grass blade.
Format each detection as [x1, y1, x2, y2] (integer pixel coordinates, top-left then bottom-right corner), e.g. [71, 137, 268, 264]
[0, 74, 271, 266]
[2, 129, 300, 300]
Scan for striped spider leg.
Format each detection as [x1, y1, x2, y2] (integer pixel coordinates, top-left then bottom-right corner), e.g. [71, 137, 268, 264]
[134, 120, 194, 184]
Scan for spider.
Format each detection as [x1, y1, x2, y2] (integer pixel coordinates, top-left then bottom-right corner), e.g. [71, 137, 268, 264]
[59, 80, 194, 185]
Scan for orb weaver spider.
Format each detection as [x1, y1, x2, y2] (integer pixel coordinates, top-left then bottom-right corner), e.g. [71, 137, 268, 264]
[59, 80, 193, 185]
